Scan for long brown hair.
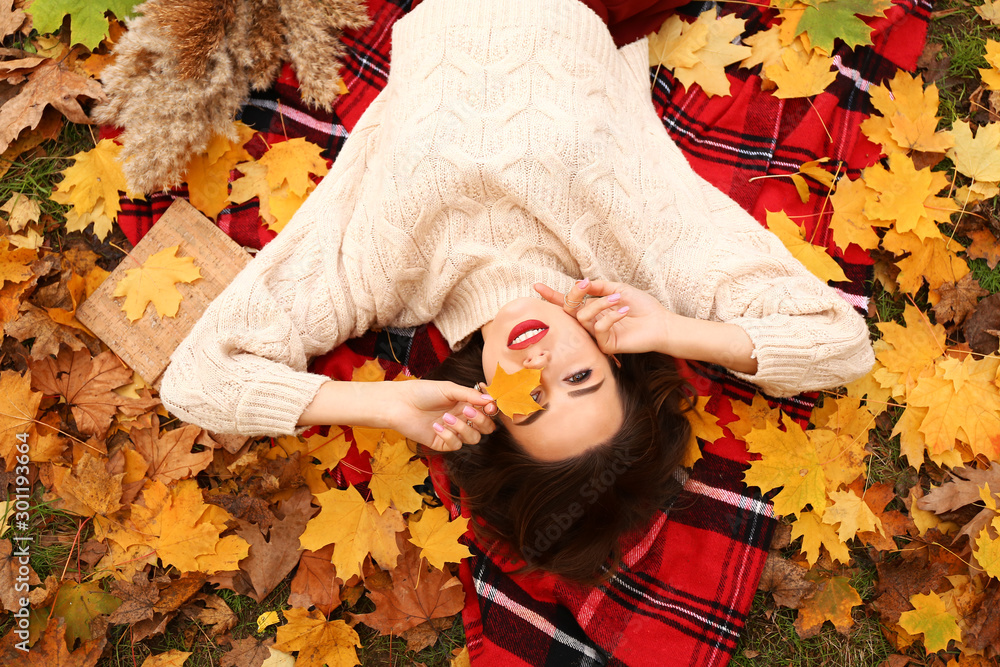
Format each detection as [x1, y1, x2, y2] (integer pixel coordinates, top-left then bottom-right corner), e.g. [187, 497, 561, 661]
[421, 329, 694, 586]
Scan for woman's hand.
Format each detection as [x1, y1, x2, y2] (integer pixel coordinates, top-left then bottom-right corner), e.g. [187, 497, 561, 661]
[534, 278, 673, 356]
[380, 379, 498, 452]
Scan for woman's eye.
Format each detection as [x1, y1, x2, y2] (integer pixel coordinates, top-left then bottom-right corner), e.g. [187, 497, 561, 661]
[567, 369, 592, 384]
[530, 388, 542, 402]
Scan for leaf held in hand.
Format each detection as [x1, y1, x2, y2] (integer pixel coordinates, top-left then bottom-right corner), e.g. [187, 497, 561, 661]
[483, 364, 543, 418]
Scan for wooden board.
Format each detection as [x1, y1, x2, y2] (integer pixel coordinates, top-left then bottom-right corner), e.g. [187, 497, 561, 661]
[77, 199, 252, 391]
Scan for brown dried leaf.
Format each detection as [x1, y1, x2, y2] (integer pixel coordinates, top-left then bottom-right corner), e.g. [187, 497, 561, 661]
[288, 544, 341, 617]
[130, 412, 212, 483]
[757, 550, 817, 608]
[0, 58, 106, 154]
[220, 636, 274, 667]
[29, 346, 133, 438]
[931, 273, 987, 325]
[179, 593, 237, 637]
[964, 292, 1000, 356]
[108, 572, 159, 625]
[235, 486, 315, 602]
[353, 533, 465, 636]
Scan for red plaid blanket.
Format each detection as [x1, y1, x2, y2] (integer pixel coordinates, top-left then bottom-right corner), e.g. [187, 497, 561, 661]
[110, 0, 929, 664]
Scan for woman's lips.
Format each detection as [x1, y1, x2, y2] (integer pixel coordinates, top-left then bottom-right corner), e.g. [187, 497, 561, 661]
[508, 319, 549, 349]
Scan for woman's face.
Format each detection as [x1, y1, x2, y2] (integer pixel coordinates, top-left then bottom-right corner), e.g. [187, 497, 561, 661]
[480, 297, 623, 461]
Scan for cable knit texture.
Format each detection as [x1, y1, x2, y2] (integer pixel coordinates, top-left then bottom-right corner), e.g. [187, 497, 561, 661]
[159, 0, 875, 436]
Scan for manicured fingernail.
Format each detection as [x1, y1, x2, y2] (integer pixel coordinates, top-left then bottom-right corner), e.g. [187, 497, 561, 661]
[618, 306, 630, 314]
[481, 393, 494, 401]
[608, 293, 621, 303]
[433, 423, 444, 433]
[577, 278, 590, 289]
[463, 406, 477, 418]
[443, 413, 457, 425]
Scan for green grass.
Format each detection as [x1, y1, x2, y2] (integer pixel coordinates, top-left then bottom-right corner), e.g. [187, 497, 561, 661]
[928, 0, 1000, 126]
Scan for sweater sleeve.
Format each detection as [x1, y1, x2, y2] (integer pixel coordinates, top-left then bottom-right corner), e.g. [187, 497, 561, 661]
[684, 172, 875, 398]
[158, 92, 388, 436]
[615, 38, 874, 398]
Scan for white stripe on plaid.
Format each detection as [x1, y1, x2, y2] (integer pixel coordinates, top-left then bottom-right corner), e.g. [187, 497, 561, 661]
[473, 575, 606, 662]
[244, 98, 350, 138]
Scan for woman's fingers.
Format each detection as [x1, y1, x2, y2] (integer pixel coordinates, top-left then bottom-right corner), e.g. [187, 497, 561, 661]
[594, 306, 629, 336]
[576, 292, 623, 323]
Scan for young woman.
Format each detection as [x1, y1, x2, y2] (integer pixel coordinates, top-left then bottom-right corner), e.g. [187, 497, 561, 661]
[159, 0, 875, 583]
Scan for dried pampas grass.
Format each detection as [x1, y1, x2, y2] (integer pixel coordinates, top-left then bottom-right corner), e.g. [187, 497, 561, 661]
[93, 0, 370, 194]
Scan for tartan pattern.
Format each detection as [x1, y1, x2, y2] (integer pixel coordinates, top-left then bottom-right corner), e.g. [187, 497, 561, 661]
[111, 0, 929, 664]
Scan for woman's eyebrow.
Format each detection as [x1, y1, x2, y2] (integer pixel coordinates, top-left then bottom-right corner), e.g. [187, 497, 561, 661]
[515, 378, 606, 427]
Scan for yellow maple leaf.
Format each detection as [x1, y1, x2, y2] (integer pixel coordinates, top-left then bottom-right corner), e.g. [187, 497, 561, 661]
[648, 15, 709, 71]
[259, 137, 330, 197]
[63, 201, 116, 241]
[662, 9, 751, 98]
[976, 0, 1000, 24]
[898, 592, 963, 654]
[821, 489, 884, 542]
[873, 304, 945, 400]
[408, 506, 473, 571]
[1, 193, 40, 233]
[0, 241, 35, 286]
[948, 121, 1000, 182]
[682, 395, 724, 467]
[740, 24, 785, 71]
[907, 355, 1000, 460]
[483, 364, 544, 418]
[352, 359, 386, 382]
[860, 71, 953, 155]
[790, 510, 851, 567]
[728, 394, 782, 440]
[184, 122, 255, 220]
[51, 139, 130, 223]
[744, 418, 828, 517]
[765, 210, 848, 283]
[298, 485, 406, 581]
[811, 429, 867, 490]
[974, 516, 1000, 579]
[112, 245, 202, 322]
[828, 177, 882, 252]
[863, 152, 952, 241]
[368, 438, 428, 514]
[273, 607, 361, 667]
[882, 229, 969, 295]
[980, 40, 1000, 91]
[765, 48, 836, 99]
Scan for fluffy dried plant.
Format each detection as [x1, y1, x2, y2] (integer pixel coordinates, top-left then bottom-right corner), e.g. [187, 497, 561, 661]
[93, 0, 370, 194]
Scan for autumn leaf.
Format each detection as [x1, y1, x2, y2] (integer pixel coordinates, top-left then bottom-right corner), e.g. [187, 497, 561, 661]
[130, 413, 212, 483]
[651, 8, 750, 97]
[368, 438, 427, 514]
[932, 273, 987, 325]
[863, 152, 953, 241]
[882, 229, 969, 296]
[289, 545, 341, 617]
[30, 347, 135, 439]
[1, 193, 40, 233]
[648, 14, 709, 71]
[53, 451, 124, 517]
[765, 210, 848, 283]
[757, 551, 816, 608]
[740, 25, 784, 71]
[184, 123, 255, 220]
[0, 616, 105, 666]
[765, 49, 836, 99]
[483, 364, 544, 418]
[826, 178, 878, 252]
[0, 238, 37, 287]
[974, 517, 1000, 579]
[744, 418, 828, 517]
[52, 579, 122, 647]
[354, 534, 465, 636]
[861, 71, 954, 155]
[407, 506, 472, 571]
[50, 139, 128, 230]
[112, 245, 202, 322]
[907, 355, 1000, 460]
[795, 0, 893, 53]
[0, 369, 42, 452]
[728, 393, 782, 439]
[298, 485, 406, 581]
[980, 40, 1000, 91]
[898, 591, 963, 653]
[0, 58, 105, 155]
[107, 574, 159, 625]
[977, 0, 1000, 23]
[794, 573, 862, 638]
[965, 228, 1000, 269]
[258, 138, 329, 197]
[790, 510, 851, 567]
[28, 0, 138, 49]
[821, 489, 884, 542]
[948, 121, 1000, 183]
[272, 607, 360, 667]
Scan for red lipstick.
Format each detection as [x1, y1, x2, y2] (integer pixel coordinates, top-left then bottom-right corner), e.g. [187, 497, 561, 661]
[507, 319, 549, 349]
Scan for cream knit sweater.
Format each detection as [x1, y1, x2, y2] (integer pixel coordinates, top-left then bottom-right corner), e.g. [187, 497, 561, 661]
[159, 0, 875, 437]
